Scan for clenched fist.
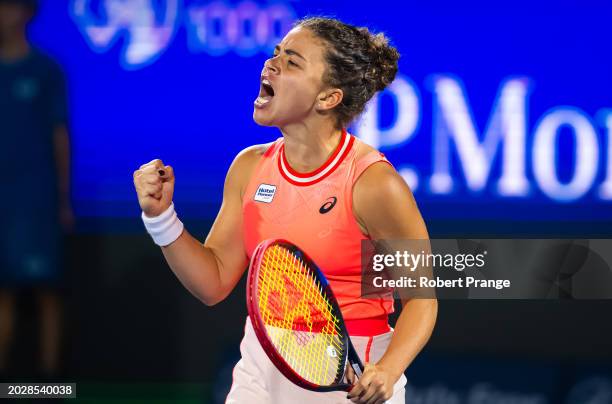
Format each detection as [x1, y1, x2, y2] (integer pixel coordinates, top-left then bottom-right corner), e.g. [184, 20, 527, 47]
[133, 159, 175, 217]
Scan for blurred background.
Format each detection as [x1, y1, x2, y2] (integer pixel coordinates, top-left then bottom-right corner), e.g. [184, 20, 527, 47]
[1, 0, 611, 402]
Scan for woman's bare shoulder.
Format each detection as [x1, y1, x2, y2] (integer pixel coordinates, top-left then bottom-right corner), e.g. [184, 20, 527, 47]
[353, 136, 380, 159]
[239, 141, 275, 158]
[227, 142, 276, 194]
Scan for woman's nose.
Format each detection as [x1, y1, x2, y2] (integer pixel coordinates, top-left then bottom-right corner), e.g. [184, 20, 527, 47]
[264, 57, 279, 74]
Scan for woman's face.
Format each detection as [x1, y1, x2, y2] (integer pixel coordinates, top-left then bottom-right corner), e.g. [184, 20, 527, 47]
[253, 26, 330, 127]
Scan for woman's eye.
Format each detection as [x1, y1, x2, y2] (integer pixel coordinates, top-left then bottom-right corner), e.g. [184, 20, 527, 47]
[288, 60, 297, 66]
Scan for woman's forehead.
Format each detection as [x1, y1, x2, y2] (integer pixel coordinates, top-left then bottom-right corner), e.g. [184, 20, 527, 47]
[278, 27, 326, 63]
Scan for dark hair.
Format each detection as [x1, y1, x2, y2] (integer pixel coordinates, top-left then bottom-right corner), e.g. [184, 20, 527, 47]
[295, 17, 400, 128]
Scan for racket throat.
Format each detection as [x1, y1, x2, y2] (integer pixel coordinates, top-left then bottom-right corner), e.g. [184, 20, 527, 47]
[350, 361, 363, 379]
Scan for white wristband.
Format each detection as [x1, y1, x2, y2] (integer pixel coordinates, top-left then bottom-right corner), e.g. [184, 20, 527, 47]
[141, 203, 184, 247]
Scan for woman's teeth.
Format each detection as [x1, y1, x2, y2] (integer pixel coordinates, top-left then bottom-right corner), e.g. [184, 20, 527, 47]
[255, 95, 272, 107]
[255, 78, 275, 107]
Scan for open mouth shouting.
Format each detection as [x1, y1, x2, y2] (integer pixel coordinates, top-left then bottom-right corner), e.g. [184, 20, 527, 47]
[254, 77, 275, 108]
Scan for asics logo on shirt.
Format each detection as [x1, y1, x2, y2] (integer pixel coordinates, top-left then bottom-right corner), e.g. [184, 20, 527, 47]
[319, 197, 337, 214]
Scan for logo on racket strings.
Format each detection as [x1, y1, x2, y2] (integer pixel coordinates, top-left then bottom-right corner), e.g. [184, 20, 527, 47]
[326, 345, 338, 358]
[319, 197, 337, 214]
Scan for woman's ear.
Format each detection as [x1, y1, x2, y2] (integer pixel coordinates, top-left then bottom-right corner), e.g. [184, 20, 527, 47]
[315, 88, 343, 112]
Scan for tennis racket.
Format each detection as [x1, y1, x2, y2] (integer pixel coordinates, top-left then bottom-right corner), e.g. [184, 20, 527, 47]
[246, 238, 364, 392]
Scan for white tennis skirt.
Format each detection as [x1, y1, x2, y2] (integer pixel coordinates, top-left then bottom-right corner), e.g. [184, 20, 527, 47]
[226, 316, 407, 403]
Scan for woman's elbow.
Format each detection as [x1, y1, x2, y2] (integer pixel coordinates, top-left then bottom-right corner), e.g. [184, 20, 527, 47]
[199, 288, 230, 307]
[201, 296, 221, 307]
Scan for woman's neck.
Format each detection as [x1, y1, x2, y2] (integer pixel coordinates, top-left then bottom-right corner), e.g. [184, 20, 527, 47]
[280, 120, 343, 173]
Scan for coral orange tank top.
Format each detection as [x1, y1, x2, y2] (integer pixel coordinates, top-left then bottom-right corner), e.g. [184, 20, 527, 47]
[242, 129, 394, 336]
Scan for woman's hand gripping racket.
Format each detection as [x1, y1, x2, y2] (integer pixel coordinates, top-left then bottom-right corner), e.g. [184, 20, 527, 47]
[246, 239, 364, 392]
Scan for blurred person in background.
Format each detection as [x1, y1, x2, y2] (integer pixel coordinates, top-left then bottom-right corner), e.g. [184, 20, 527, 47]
[0, 0, 72, 380]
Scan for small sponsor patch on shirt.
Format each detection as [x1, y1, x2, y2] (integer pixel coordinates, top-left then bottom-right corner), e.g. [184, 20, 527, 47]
[254, 184, 277, 203]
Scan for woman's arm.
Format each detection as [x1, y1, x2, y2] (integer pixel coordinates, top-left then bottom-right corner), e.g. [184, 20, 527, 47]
[133, 146, 264, 306]
[347, 162, 438, 403]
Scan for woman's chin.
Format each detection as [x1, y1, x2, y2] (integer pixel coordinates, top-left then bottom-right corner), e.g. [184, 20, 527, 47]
[253, 109, 276, 126]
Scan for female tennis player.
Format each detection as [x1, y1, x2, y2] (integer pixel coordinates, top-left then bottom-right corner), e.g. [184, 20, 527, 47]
[134, 17, 437, 404]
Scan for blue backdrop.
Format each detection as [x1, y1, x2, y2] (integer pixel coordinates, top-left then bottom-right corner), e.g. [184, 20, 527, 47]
[28, 0, 612, 223]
